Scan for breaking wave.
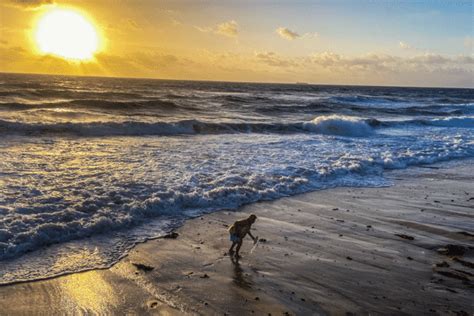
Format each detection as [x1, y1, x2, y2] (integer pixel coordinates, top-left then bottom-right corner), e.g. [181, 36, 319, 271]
[1, 115, 472, 137]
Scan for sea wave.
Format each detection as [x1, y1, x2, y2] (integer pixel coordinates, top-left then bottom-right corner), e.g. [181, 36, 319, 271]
[384, 116, 474, 128]
[0, 115, 377, 137]
[1, 115, 472, 137]
[0, 99, 181, 111]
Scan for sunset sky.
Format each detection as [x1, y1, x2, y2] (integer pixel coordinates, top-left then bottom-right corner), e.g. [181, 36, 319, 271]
[0, 0, 472, 87]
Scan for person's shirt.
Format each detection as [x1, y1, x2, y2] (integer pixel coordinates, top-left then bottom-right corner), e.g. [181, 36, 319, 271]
[229, 218, 252, 238]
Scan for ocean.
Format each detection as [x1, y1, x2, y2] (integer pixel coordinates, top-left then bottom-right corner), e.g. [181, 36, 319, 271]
[0, 72, 473, 284]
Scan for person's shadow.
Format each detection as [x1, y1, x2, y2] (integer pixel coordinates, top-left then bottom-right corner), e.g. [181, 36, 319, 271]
[229, 256, 253, 289]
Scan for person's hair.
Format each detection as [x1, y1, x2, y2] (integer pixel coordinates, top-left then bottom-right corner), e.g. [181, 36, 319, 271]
[249, 214, 257, 221]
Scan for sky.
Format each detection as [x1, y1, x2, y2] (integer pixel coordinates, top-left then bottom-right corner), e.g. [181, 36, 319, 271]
[0, 0, 473, 87]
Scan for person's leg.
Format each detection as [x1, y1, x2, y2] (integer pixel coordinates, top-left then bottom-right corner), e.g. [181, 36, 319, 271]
[235, 240, 243, 258]
[228, 241, 236, 255]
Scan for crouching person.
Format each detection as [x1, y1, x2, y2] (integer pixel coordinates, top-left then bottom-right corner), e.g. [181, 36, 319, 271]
[228, 214, 257, 258]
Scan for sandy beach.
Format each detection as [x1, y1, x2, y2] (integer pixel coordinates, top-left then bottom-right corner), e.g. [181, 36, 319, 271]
[0, 160, 473, 315]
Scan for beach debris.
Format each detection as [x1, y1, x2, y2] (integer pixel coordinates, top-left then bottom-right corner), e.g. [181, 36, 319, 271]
[407, 256, 414, 260]
[254, 296, 260, 301]
[437, 244, 466, 257]
[346, 256, 353, 260]
[132, 262, 154, 272]
[258, 238, 267, 243]
[149, 301, 159, 309]
[366, 225, 372, 228]
[332, 208, 339, 211]
[163, 232, 179, 239]
[395, 234, 415, 240]
[200, 273, 210, 278]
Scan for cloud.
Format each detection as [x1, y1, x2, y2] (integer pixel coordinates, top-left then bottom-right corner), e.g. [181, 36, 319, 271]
[399, 41, 411, 49]
[276, 27, 300, 40]
[464, 36, 473, 49]
[309, 52, 473, 74]
[3, 0, 54, 9]
[196, 20, 238, 38]
[255, 51, 299, 67]
[302, 32, 319, 39]
[216, 20, 238, 37]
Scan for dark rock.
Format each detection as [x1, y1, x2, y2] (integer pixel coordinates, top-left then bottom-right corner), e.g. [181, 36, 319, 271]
[395, 234, 415, 240]
[200, 273, 210, 278]
[437, 244, 466, 257]
[132, 263, 154, 272]
[435, 261, 450, 268]
[436, 270, 469, 281]
[453, 257, 474, 268]
[457, 231, 474, 238]
[346, 256, 353, 260]
[407, 256, 413, 260]
[163, 232, 179, 239]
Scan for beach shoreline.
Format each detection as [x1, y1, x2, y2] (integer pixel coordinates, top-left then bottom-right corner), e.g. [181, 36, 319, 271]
[0, 160, 473, 315]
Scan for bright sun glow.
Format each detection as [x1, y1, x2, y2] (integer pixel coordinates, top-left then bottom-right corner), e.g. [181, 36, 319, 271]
[35, 9, 99, 61]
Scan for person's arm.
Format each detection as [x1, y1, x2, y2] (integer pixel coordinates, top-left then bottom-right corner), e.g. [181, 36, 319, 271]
[247, 230, 257, 243]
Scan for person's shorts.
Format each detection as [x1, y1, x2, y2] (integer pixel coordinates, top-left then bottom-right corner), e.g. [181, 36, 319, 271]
[230, 234, 240, 242]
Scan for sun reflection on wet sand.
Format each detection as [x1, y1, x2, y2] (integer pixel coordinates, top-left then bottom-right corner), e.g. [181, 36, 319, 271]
[59, 269, 117, 313]
[54, 249, 117, 313]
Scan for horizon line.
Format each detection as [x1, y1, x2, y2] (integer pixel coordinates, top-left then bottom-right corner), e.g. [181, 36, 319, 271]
[1, 70, 472, 90]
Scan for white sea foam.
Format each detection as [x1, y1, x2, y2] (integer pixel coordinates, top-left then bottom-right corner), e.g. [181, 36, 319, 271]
[302, 115, 374, 137]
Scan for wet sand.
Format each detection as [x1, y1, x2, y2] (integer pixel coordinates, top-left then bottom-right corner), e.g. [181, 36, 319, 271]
[0, 161, 473, 315]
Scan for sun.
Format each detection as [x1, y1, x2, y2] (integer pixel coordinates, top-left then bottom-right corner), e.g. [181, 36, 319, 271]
[34, 8, 100, 61]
